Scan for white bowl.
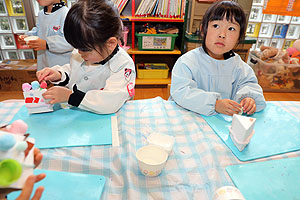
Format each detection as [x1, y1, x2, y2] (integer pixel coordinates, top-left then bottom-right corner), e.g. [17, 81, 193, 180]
[24, 36, 39, 44]
[136, 145, 168, 177]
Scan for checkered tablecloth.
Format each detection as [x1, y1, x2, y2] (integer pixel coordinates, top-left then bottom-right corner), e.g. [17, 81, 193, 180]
[1, 97, 300, 200]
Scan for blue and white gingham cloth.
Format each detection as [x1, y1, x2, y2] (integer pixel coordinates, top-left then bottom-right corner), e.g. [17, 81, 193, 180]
[1, 97, 300, 200]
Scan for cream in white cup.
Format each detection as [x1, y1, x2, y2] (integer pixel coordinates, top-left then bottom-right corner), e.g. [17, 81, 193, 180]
[213, 186, 245, 200]
[136, 145, 168, 177]
[147, 133, 175, 155]
[24, 36, 39, 44]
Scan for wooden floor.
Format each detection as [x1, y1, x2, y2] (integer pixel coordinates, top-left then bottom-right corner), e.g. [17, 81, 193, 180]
[1, 88, 300, 102]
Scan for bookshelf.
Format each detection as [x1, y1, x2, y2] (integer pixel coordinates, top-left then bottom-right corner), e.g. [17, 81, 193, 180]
[120, 0, 187, 85]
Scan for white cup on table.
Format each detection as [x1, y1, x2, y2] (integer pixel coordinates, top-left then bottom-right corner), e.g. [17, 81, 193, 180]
[136, 144, 168, 177]
[213, 186, 245, 200]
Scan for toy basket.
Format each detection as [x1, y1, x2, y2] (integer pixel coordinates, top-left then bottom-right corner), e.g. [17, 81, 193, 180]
[135, 33, 178, 51]
[249, 52, 300, 92]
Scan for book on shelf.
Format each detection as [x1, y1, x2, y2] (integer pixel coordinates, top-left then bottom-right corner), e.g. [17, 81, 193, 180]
[135, 0, 186, 18]
[112, 0, 130, 13]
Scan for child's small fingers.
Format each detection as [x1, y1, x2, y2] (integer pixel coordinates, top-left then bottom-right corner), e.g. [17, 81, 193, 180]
[31, 186, 44, 200]
[35, 174, 46, 183]
[16, 175, 35, 200]
[229, 100, 241, 107]
[247, 105, 256, 115]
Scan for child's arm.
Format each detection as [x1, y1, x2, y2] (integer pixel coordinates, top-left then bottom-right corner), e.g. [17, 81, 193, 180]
[25, 11, 40, 37]
[171, 60, 222, 116]
[74, 63, 136, 114]
[232, 61, 266, 113]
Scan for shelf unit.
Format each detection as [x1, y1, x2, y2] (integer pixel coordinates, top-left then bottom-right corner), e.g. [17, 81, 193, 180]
[0, 0, 35, 61]
[120, 0, 187, 85]
[246, 0, 300, 50]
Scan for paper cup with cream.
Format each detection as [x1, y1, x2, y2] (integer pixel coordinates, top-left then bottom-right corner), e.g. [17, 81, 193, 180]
[136, 145, 168, 177]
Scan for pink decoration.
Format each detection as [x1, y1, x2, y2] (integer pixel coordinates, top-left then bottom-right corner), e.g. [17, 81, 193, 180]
[40, 81, 47, 89]
[286, 47, 297, 57]
[5, 120, 28, 135]
[22, 83, 32, 92]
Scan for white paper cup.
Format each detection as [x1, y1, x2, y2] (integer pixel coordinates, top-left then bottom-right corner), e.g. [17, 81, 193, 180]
[24, 36, 39, 44]
[136, 145, 168, 177]
[213, 186, 245, 200]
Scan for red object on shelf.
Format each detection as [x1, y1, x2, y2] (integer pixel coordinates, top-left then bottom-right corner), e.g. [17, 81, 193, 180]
[14, 34, 30, 49]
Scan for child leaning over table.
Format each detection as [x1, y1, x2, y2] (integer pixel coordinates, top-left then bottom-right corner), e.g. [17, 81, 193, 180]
[170, 1, 266, 116]
[36, 0, 136, 114]
[18, 0, 73, 71]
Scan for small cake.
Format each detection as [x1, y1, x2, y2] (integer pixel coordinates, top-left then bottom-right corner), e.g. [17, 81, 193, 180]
[228, 114, 256, 151]
[22, 81, 53, 114]
[0, 120, 35, 189]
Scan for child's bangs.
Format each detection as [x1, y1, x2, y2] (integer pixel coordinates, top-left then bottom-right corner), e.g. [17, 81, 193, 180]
[210, 6, 243, 25]
[65, 26, 94, 51]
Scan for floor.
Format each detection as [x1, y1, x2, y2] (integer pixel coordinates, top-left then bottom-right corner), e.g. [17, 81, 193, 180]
[1, 88, 300, 102]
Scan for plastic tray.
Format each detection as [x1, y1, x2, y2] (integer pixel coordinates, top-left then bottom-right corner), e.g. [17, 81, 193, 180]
[136, 63, 169, 79]
[135, 33, 178, 51]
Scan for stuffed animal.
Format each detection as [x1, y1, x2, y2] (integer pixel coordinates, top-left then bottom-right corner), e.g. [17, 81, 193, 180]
[259, 45, 290, 63]
[286, 39, 300, 57]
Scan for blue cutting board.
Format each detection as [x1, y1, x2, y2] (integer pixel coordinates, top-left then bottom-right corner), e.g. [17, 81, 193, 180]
[10, 105, 113, 148]
[202, 103, 300, 161]
[8, 169, 106, 200]
[226, 157, 300, 200]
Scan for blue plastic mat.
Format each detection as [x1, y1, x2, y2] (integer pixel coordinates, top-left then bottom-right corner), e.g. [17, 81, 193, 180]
[226, 157, 300, 200]
[202, 103, 300, 161]
[8, 169, 106, 200]
[10, 105, 113, 148]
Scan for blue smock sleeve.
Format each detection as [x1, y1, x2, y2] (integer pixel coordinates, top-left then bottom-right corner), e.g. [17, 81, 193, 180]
[171, 58, 221, 116]
[232, 61, 266, 112]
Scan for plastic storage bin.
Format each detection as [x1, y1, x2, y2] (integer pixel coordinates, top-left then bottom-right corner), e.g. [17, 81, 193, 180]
[135, 33, 178, 51]
[249, 52, 300, 92]
[136, 63, 169, 79]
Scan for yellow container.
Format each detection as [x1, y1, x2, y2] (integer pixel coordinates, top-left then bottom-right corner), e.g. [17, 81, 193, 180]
[137, 63, 169, 79]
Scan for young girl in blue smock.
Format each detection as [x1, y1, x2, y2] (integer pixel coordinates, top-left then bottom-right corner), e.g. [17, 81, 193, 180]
[170, 1, 266, 116]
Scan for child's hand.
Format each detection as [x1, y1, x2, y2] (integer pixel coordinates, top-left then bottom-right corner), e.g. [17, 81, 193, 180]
[240, 97, 256, 115]
[18, 35, 27, 45]
[36, 68, 61, 82]
[42, 86, 72, 104]
[28, 38, 47, 51]
[33, 148, 43, 168]
[215, 99, 242, 116]
[15, 174, 45, 200]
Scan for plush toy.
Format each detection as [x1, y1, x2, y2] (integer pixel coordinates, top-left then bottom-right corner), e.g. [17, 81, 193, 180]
[258, 45, 290, 64]
[286, 39, 300, 57]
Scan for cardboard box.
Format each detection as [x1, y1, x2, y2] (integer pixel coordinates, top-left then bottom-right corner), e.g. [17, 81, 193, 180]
[0, 59, 37, 91]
